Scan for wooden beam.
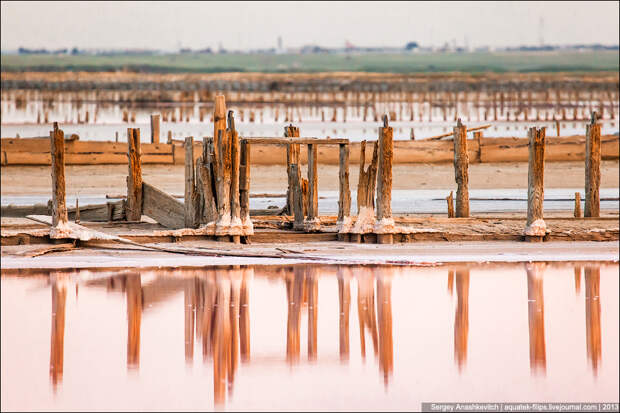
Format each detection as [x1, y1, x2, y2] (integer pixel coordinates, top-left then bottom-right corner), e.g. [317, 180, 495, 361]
[50, 122, 68, 227]
[126, 128, 143, 222]
[241, 137, 348, 145]
[142, 182, 184, 229]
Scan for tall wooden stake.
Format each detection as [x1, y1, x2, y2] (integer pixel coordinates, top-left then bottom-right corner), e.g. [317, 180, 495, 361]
[184, 136, 198, 228]
[50, 122, 68, 227]
[525, 127, 546, 241]
[453, 119, 469, 217]
[126, 128, 143, 222]
[574, 192, 582, 218]
[375, 115, 394, 243]
[304, 143, 320, 231]
[229, 111, 242, 241]
[239, 140, 253, 235]
[337, 143, 352, 234]
[585, 113, 601, 217]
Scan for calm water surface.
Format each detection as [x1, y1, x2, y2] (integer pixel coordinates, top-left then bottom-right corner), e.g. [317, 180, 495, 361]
[1, 263, 618, 411]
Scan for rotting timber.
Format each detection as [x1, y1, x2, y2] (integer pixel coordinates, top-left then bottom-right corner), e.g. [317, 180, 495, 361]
[1, 100, 618, 253]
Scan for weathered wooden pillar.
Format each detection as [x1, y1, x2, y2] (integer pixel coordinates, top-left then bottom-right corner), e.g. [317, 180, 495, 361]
[375, 115, 394, 244]
[229, 111, 242, 242]
[453, 119, 470, 217]
[351, 140, 378, 241]
[524, 127, 546, 241]
[585, 114, 601, 218]
[150, 114, 160, 144]
[197, 137, 217, 226]
[304, 143, 320, 231]
[337, 143, 352, 236]
[50, 122, 68, 227]
[184, 137, 199, 228]
[574, 192, 582, 218]
[126, 128, 143, 222]
[239, 140, 253, 235]
[285, 125, 301, 214]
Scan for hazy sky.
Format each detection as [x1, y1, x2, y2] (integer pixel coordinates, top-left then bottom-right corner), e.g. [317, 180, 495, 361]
[1, 1, 618, 51]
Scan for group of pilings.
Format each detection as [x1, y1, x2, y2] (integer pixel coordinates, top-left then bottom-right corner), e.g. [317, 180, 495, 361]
[47, 104, 604, 245]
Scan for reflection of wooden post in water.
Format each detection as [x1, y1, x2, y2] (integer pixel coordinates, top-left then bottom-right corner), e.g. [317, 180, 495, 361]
[525, 263, 546, 375]
[126, 274, 142, 370]
[357, 269, 378, 360]
[228, 270, 242, 394]
[286, 267, 304, 364]
[338, 268, 351, 361]
[239, 269, 251, 363]
[376, 271, 393, 387]
[213, 273, 231, 405]
[447, 269, 455, 295]
[184, 279, 196, 363]
[584, 266, 601, 375]
[574, 266, 582, 295]
[306, 267, 318, 361]
[49, 278, 67, 391]
[454, 269, 470, 371]
[200, 274, 216, 360]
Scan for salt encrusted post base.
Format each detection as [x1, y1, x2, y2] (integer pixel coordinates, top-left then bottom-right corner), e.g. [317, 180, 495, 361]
[303, 217, 321, 232]
[215, 214, 232, 236]
[336, 216, 353, 233]
[350, 206, 376, 235]
[241, 215, 254, 236]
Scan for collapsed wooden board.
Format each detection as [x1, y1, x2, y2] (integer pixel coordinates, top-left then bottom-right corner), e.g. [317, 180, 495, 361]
[141, 182, 185, 229]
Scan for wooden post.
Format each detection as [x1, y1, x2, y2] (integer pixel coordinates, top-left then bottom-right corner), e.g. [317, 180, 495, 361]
[453, 119, 469, 217]
[290, 164, 305, 231]
[351, 140, 378, 240]
[126, 128, 143, 222]
[447, 191, 455, 218]
[197, 138, 217, 226]
[184, 136, 198, 228]
[115, 131, 119, 143]
[215, 128, 231, 236]
[524, 127, 546, 241]
[285, 124, 301, 214]
[585, 113, 601, 217]
[150, 114, 160, 144]
[337, 143, 352, 236]
[239, 140, 253, 235]
[50, 122, 68, 227]
[574, 192, 582, 218]
[304, 143, 320, 231]
[375, 115, 394, 243]
[75, 198, 80, 224]
[229, 111, 242, 242]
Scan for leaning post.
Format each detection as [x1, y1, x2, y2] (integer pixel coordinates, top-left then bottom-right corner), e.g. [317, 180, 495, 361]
[184, 136, 198, 228]
[524, 127, 546, 242]
[337, 142, 352, 238]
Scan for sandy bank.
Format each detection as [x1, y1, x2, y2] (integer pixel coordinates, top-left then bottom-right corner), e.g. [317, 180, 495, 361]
[1, 160, 618, 196]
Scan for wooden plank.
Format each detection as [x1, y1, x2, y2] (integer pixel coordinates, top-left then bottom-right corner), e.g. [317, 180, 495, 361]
[142, 182, 184, 229]
[241, 137, 348, 145]
[1, 138, 172, 154]
[50, 123, 68, 226]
